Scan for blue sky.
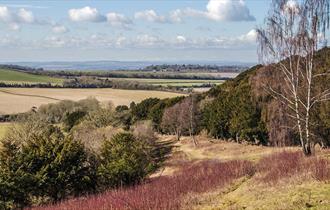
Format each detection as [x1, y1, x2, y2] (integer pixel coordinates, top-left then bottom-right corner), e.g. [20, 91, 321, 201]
[0, 0, 271, 62]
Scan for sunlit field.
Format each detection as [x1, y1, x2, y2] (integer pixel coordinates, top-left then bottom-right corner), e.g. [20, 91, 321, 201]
[0, 88, 185, 114]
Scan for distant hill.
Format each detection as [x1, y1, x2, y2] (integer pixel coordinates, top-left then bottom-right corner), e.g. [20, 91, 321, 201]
[0, 68, 63, 84]
[142, 64, 246, 73]
[2, 61, 254, 71]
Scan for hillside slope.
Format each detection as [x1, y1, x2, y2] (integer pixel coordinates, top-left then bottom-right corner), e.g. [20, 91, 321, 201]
[203, 47, 330, 147]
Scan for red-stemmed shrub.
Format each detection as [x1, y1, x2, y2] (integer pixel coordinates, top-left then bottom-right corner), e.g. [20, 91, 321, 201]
[257, 151, 330, 183]
[30, 160, 254, 210]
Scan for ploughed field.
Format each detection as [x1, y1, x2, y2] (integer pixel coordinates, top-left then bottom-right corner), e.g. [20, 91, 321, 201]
[0, 88, 185, 114]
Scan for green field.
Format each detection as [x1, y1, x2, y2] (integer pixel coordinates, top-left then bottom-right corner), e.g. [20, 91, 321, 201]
[0, 69, 64, 84]
[111, 78, 224, 87]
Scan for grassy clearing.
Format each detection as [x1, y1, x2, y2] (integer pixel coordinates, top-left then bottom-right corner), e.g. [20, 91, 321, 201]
[0, 69, 63, 84]
[0, 88, 185, 114]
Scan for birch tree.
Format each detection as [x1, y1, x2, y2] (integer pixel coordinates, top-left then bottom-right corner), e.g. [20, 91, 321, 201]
[257, 0, 330, 155]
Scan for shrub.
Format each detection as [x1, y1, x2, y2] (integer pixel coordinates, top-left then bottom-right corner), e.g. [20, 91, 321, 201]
[71, 122, 122, 153]
[131, 120, 157, 145]
[36, 98, 100, 124]
[63, 110, 87, 131]
[131, 98, 160, 121]
[258, 151, 330, 184]
[32, 160, 254, 210]
[97, 132, 154, 189]
[115, 105, 129, 112]
[86, 108, 114, 128]
[0, 124, 97, 208]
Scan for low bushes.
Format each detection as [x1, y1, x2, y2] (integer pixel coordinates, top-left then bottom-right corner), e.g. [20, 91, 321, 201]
[0, 125, 97, 209]
[97, 133, 155, 189]
[258, 151, 330, 183]
[0, 120, 158, 209]
[30, 150, 330, 210]
[31, 160, 254, 210]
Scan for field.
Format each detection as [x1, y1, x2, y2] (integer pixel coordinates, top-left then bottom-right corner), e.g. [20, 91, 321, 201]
[0, 88, 185, 114]
[33, 136, 330, 210]
[103, 70, 239, 79]
[0, 69, 64, 84]
[111, 78, 224, 87]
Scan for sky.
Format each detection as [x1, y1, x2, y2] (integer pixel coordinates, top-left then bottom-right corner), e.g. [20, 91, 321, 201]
[0, 0, 272, 63]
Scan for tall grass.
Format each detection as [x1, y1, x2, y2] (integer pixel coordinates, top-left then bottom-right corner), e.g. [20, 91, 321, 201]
[30, 160, 254, 210]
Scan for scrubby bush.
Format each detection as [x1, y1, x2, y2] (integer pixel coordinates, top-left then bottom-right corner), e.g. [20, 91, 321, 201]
[97, 132, 155, 188]
[0, 123, 97, 208]
[131, 120, 157, 145]
[85, 107, 114, 128]
[63, 110, 87, 131]
[258, 151, 330, 184]
[71, 122, 122, 153]
[33, 160, 254, 210]
[36, 97, 100, 124]
[115, 105, 129, 112]
[131, 98, 160, 121]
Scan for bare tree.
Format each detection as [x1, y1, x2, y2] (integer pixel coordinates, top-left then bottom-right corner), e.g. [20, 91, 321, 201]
[161, 95, 199, 145]
[257, 0, 330, 155]
[161, 104, 182, 141]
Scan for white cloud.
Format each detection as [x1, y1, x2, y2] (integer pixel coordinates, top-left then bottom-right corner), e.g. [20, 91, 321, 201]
[0, 6, 40, 29]
[168, 9, 182, 23]
[0, 6, 12, 22]
[135, 10, 167, 23]
[106, 12, 132, 28]
[205, 0, 255, 21]
[176, 35, 186, 43]
[52, 25, 68, 34]
[238, 29, 257, 43]
[17, 8, 34, 23]
[115, 36, 127, 47]
[0, 29, 257, 51]
[168, 8, 203, 23]
[68, 6, 105, 22]
[169, 0, 255, 22]
[68, 7, 132, 28]
[135, 34, 163, 47]
[0, 35, 20, 47]
[9, 23, 20, 30]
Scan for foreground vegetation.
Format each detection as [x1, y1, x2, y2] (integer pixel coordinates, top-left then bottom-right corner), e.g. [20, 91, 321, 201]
[0, 98, 171, 209]
[29, 137, 330, 210]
